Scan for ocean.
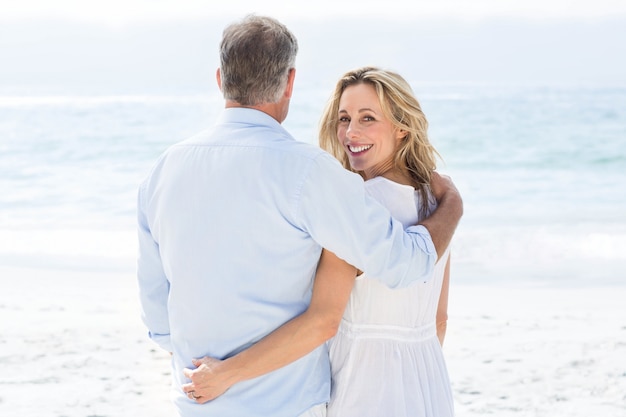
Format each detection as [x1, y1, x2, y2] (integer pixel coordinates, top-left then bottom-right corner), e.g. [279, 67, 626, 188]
[1, 84, 625, 287]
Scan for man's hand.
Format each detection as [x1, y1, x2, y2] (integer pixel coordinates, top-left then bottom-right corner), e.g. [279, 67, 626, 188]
[420, 171, 463, 259]
[182, 357, 235, 404]
[429, 171, 458, 203]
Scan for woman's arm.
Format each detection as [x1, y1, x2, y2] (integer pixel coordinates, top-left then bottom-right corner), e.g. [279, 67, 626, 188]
[436, 255, 451, 346]
[181, 249, 356, 403]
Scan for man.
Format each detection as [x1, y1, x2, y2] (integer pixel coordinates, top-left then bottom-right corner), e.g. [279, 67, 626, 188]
[137, 15, 462, 417]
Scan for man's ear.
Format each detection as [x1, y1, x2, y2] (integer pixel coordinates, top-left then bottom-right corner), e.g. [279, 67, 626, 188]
[216, 68, 222, 91]
[284, 68, 296, 99]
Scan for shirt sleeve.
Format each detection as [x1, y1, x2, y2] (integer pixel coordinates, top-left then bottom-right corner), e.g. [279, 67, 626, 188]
[297, 153, 437, 288]
[136, 182, 173, 352]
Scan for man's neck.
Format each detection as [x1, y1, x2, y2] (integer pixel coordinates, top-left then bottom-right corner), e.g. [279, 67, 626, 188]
[224, 100, 286, 124]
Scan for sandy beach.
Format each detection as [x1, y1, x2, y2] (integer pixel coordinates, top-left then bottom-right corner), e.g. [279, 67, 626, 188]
[445, 283, 626, 417]
[0, 264, 175, 417]
[1, 264, 625, 417]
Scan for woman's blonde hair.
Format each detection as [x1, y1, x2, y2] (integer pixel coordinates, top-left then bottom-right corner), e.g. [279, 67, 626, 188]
[319, 66, 441, 216]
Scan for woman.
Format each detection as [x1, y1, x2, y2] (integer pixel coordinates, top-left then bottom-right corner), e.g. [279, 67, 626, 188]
[319, 66, 453, 417]
[181, 67, 454, 416]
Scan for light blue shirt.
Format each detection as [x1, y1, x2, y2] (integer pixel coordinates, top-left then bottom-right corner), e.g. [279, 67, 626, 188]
[137, 108, 436, 416]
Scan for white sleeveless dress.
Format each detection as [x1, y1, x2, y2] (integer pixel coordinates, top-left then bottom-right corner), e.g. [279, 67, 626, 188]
[327, 176, 454, 417]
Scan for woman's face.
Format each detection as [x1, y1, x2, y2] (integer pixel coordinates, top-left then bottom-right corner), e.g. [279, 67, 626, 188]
[336, 83, 405, 180]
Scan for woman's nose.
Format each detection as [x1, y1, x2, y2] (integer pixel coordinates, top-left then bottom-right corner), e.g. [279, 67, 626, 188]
[346, 121, 359, 138]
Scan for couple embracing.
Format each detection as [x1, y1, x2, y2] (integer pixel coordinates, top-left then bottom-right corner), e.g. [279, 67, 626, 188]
[137, 14, 462, 417]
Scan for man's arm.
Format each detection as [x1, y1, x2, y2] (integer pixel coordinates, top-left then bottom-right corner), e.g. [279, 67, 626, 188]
[136, 185, 172, 352]
[181, 250, 356, 403]
[420, 172, 463, 260]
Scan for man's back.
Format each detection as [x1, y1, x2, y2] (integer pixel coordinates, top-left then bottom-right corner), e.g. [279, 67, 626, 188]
[138, 108, 333, 416]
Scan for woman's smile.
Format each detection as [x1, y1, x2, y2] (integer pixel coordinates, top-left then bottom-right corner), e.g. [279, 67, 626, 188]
[347, 144, 373, 154]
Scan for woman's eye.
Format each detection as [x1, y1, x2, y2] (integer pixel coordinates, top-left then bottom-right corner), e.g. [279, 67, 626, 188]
[338, 116, 350, 123]
[363, 116, 375, 122]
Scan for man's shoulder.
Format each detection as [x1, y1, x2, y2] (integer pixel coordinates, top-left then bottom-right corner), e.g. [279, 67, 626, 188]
[176, 125, 318, 151]
[280, 138, 328, 158]
[157, 127, 340, 173]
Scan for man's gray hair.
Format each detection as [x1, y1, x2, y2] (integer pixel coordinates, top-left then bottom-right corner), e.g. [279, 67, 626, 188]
[219, 15, 298, 106]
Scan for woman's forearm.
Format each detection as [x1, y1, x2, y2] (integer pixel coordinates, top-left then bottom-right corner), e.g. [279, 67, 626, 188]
[182, 250, 356, 402]
[436, 255, 451, 346]
[221, 308, 341, 385]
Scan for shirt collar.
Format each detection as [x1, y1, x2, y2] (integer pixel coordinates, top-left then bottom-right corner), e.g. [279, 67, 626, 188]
[219, 107, 282, 129]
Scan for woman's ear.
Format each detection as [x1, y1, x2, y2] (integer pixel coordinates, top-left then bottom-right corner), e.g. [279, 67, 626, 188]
[396, 128, 408, 141]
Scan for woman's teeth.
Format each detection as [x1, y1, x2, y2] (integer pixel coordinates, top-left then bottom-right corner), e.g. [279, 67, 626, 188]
[348, 144, 372, 153]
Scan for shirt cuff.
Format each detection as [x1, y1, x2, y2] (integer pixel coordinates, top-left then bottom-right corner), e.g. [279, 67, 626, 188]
[148, 331, 173, 353]
[406, 224, 437, 256]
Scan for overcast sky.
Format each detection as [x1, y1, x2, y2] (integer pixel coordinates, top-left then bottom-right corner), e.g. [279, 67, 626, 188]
[3, 0, 626, 22]
[1, 0, 625, 94]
